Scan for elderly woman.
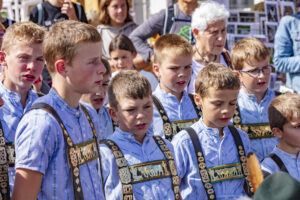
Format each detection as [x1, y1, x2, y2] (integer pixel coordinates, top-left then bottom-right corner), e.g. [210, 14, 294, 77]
[187, 1, 230, 93]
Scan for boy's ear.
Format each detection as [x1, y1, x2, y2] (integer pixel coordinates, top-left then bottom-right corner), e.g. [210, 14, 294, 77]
[0, 51, 6, 65]
[153, 64, 160, 78]
[194, 93, 202, 108]
[272, 127, 283, 139]
[108, 107, 118, 123]
[55, 59, 67, 77]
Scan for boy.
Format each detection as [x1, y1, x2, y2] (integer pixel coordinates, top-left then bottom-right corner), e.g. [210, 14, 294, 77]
[100, 70, 181, 199]
[172, 63, 251, 199]
[152, 34, 201, 141]
[261, 93, 300, 181]
[12, 20, 106, 199]
[0, 21, 45, 198]
[80, 58, 114, 140]
[231, 37, 277, 161]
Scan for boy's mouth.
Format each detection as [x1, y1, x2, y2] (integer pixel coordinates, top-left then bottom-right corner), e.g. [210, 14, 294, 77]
[95, 80, 102, 85]
[136, 123, 147, 130]
[177, 81, 186, 86]
[23, 74, 35, 82]
[93, 97, 104, 105]
[219, 117, 230, 122]
[257, 82, 266, 87]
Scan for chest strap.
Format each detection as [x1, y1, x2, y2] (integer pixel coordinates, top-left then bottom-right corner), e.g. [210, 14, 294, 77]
[233, 104, 274, 139]
[152, 94, 201, 141]
[185, 126, 252, 200]
[267, 153, 289, 174]
[0, 121, 10, 200]
[28, 103, 102, 200]
[103, 136, 181, 200]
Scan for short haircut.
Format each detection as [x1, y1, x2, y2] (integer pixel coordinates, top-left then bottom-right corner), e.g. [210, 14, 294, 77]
[108, 70, 151, 109]
[99, 0, 132, 25]
[195, 62, 240, 98]
[101, 57, 111, 76]
[1, 21, 46, 53]
[43, 20, 101, 74]
[231, 37, 270, 70]
[192, 1, 229, 33]
[109, 34, 136, 54]
[268, 93, 300, 130]
[153, 34, 192, 65]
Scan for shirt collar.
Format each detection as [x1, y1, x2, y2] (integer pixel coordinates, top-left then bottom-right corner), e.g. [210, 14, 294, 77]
[239, 87, 273, 103]
[197, 117, 230, 139]
[274, 146, 298, 159]
[49, 89, 82, 118]
[154, 86, 189, 102]
[114, 127, 154, 144]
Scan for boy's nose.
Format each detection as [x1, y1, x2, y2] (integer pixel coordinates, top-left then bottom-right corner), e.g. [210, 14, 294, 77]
[97, 62, 106, 74]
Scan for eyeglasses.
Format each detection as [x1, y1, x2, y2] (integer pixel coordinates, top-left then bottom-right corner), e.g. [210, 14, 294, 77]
[239, 65, 272, 77]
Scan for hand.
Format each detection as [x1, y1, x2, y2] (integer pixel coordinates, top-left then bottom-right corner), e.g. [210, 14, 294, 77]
[61, 0, 78, 21]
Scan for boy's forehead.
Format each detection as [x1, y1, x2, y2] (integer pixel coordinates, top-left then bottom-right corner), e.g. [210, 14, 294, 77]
[160, 53, 192, 66]
[117, 94, 152, 104]
[5, 40, 42, 54]
[204, 87, 239, 99]
[243, 56, 270, 69]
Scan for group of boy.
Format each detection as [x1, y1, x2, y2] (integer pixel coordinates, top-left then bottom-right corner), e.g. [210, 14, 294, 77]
[0, 15, 299, 200]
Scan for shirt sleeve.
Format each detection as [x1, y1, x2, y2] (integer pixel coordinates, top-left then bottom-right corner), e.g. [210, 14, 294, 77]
[273, 16, 300, 73]
[15, 109, 60, 174]
[129, 9, 165, 62]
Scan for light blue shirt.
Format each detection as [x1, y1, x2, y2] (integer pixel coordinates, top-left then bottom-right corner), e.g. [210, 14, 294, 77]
[0, 82, 38, 193]
[15, 89, 104, 200]
[261, 146, 300, 181]
[172, 118, 250, 200]
[274, 12, 300, 94]
[152, 86, 199, 138]
[80, 102, 113, 140]
[100, 128, 177, 200]
[237, 88, 278, 161]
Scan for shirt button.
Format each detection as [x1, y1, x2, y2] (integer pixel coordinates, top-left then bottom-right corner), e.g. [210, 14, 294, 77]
[75, 112, 80, 118]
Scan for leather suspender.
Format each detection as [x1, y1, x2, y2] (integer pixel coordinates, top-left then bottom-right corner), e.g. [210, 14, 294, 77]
[186, 126, 253, 199]
[152, 95, 201, 141]
[0, 121, 10, 200]
[103, 136, 181, 200]
[28, 103, 102, 200]
[267, 153, 289, 173]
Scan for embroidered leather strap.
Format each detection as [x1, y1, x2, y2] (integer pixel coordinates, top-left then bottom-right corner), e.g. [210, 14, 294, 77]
[152, 136, 181, 200]
[186, 126, 252, 199]
[152, 95, 200, 141]
[185, 127, 216, 200]
[29, 103, 101, 200]
[104, 136, 181, 200]
[0, 121, 10, 200]
[233, 104, 274, 139]
[228, 126, 253, 195]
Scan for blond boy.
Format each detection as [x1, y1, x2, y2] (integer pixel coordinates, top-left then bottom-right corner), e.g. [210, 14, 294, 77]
[100, 70, 181, 199]
[152, 34, 201, 141]
[13, 20, 106, 199]
[231, 37, 277, 161]
[172, 63, 251, 199]
[0, 22, 45, 198]
[261, 93, 300, 181]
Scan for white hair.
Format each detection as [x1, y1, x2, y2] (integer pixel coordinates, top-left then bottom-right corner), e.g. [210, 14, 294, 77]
[191, 1, 230, 33]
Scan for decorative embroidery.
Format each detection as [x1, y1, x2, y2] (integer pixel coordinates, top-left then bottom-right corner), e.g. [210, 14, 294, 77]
[233, 106, 274, 139]
[104, 136, 181, 200]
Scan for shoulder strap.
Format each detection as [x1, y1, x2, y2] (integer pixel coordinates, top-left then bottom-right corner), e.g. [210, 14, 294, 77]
[185, 127, 217, 200]
[0, 120, 10, 200]
[228, 125, 253, 195]
[74, 2, 82, 21]
[232, 104, 242, 125]
[268, 153, 289, 173]
[187, 93, 202, 118]
[152, 136, 181, 200]
[152, 95, 174, 141]
[37, 3, 44, 26]
[28, 103, 84, 200]
[163, 4, 175, 35]
[103, 139, 133, 200]
[221, 48, 233, 69]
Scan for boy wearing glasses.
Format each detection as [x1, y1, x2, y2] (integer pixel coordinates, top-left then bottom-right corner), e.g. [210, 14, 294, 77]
[231, 37, 277, 161]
